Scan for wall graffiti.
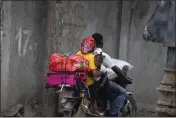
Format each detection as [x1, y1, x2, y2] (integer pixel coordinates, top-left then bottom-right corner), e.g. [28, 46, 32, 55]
[15, 28, 39, 62]
[15, 28, 30, 57]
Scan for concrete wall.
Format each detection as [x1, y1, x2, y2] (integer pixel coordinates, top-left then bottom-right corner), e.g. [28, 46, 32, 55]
[44, 1, 169, 114]
[1, 1, 47, 112]
[51, 1, 119, 57]
[1, 0, 169, 115]
[119, 0, 167, 108]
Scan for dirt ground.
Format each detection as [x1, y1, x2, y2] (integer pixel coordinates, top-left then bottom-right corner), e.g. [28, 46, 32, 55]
[2, 97, 158, 117]
[28, 99, 158, 117]
[136, 108, 157, 117]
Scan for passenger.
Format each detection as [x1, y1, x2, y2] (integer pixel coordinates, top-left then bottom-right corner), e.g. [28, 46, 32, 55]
[93, 52, 109, 115]
[92, 33, 127, 117]
[76, 36, 103, 114]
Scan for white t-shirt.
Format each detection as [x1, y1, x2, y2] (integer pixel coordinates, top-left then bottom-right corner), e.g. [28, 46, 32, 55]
[94, 48, 118, 80]
[93, 48, 133, 81]
[94, 48, 114, 68]
[94, 65, 117, 81]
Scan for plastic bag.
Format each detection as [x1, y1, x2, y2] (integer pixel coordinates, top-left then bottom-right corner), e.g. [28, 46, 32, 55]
[48, 53, 67, 72]
[48, 53, 89, 72]
[111, 58, 133, 70]
[67, 54, 89, 71]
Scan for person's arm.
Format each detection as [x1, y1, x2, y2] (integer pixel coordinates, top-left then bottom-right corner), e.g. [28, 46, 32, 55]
[92, 70, 103, 77]
[111, 65, 126, 78]
[87, 69, 103, 77]
[102, 52, 126, 78]
[100, 72, 108, 87]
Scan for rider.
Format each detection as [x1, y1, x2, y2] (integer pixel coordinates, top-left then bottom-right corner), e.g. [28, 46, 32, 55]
[76, 36, 104, 114]
[92, 33, 127, 116]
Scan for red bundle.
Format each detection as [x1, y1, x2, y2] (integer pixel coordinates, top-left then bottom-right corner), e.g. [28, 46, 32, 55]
[48, 53, 89, 72]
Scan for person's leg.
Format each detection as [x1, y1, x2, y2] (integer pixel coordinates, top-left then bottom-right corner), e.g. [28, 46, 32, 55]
[94, 86, 104, 114]
[94, 85, 99, 106]
[88, 84, 95, 112]
[109, 81, 127, 116]
[91, 83, 103, 114]
[88, 83, 100, 114]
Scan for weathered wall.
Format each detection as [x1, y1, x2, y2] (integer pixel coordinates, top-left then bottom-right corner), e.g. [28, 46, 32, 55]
[60, 1, 118, 57]
[1, 0, 168, 115]
[1, 1, 47, 112]
[45, 1, 118, 57]
[119, 0, 167, 109]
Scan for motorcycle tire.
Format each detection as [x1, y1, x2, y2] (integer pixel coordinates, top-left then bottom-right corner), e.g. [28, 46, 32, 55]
[123, 94, 137, 117]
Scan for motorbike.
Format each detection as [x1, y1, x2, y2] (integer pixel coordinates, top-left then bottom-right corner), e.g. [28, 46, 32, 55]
[45, 59, 137, 117]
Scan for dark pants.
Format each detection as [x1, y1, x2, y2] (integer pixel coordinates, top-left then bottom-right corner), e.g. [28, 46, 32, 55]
[88, 80, 108, 105]
[108, 81, 127, 115]
[88, 83, 98, 104]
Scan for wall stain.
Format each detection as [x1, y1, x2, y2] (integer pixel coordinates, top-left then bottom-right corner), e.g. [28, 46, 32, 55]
[131, 0, 150, 28]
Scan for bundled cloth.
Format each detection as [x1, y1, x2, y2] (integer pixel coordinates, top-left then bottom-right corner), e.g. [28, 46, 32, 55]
[48, 53, 89, 72]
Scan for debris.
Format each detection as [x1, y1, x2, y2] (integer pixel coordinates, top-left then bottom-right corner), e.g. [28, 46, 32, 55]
[24, 97, 44, 117]
[2, 104, 24, 117]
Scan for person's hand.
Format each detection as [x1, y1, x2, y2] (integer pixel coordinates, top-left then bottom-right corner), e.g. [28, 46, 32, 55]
[122, 65, 129, 76]
[103, 71, 108, 77]
[122, 65, 129, 72]
[100, 83, 104, 88]
[100, 72, 108, 88]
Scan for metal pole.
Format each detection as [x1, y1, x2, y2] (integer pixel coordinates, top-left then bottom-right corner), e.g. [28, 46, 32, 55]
[156, 47, 176, 116]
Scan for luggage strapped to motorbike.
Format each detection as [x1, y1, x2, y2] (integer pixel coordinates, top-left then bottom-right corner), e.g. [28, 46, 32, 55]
[46, 52, 92, 94]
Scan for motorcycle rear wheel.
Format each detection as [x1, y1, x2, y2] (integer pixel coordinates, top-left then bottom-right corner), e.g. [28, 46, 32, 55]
[120, 94, 137, 117]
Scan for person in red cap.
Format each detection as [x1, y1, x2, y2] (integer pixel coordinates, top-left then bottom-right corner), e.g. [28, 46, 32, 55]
[76, 36, 104, 114]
